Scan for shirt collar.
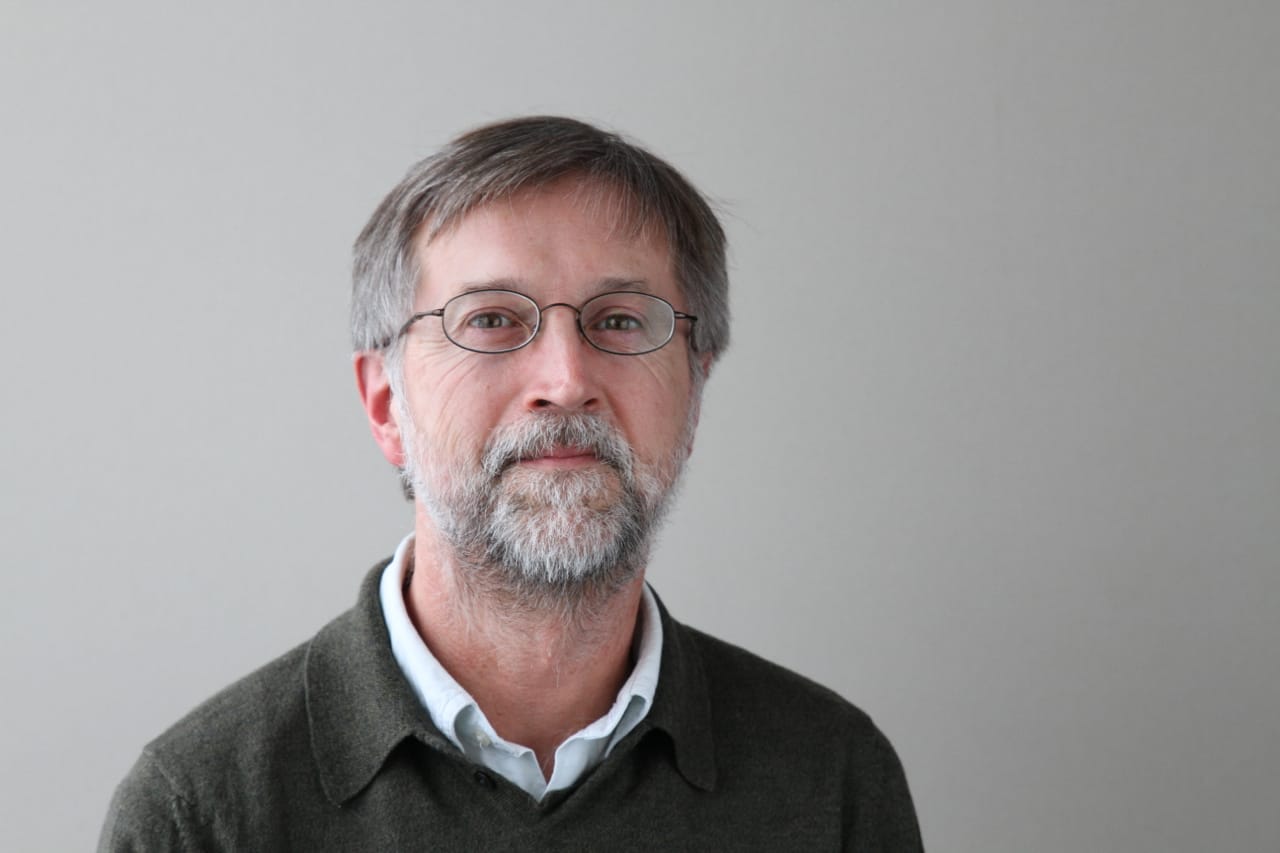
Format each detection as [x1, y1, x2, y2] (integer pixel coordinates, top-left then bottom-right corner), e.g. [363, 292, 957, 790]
[379, 534, 477, 745]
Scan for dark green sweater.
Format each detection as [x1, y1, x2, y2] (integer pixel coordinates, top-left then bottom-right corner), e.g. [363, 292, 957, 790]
[100, 563, 923, 851]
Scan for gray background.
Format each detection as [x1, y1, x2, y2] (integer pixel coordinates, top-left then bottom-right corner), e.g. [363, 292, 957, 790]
[3, 2, 1277, 851]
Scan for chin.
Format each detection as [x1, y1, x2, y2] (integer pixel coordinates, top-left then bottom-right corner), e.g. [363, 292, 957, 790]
[484, 485, 645, 590]
[499, 466, 625, 513]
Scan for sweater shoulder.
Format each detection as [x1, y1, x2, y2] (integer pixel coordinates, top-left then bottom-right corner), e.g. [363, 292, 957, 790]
[677, 622, 895, 756]
[140, 636, 316, 799]
[154, 638, 310, 746]
[685, 624, 873, 716]
[673, 621, 921, 842]
[100, 636, 322, 850]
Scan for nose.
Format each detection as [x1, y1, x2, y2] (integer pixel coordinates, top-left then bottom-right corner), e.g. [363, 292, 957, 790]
[520, 304, 601, 412]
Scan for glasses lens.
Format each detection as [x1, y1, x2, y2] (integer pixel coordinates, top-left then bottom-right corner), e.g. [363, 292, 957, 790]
[580, 292, 675, 354]
[442, 290, 539, 353]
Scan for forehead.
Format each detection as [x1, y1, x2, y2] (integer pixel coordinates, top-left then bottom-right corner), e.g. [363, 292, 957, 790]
[413, 180, 677, 305]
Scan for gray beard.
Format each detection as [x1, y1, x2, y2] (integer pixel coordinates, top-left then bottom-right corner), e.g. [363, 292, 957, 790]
[400, 409, 685, 609]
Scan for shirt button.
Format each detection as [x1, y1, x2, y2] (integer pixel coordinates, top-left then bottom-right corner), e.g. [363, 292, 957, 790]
[475, 731, 492, 748]
[473, 770, 496, 789]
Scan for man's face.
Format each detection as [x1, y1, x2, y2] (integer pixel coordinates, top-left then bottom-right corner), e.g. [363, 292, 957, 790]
[391, 180, 701, 592]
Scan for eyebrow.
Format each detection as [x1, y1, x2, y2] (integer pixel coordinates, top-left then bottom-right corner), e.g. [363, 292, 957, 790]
[451, 277, 652, 298]
[456, 279, 524, 295]
[590, 277, 651, 295]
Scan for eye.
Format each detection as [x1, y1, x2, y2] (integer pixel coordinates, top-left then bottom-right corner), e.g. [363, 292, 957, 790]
[442, 290, 539, 351]
[466, 310, 519, 329]
[594, 312, 646, 332]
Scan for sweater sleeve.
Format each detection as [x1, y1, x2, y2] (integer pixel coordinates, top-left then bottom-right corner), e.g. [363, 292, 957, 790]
[97, 750, 196, 853]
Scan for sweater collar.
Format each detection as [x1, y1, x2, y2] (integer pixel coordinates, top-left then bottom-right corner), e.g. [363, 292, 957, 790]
[305, 561, 452, 805]
[641, 591, 718, 791]
[304, 562, 718, 805]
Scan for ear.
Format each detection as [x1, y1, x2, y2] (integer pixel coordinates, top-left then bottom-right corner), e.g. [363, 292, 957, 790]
[696, 351, 714, 379]
[354, 351, 405, 468]
[684, 352, 715, 457]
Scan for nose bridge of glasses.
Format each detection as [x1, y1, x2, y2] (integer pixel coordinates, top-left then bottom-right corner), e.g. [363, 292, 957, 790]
[535, 301, 587, 342]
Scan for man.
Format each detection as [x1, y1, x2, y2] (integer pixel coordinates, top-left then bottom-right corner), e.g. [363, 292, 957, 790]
[100, 116, 923, 851]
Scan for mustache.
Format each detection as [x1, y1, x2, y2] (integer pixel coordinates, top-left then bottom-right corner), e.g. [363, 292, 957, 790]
[482, 413, 634, 478]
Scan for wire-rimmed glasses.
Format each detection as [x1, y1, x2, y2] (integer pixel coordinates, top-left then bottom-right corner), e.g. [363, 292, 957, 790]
[384, 289, 697, 355]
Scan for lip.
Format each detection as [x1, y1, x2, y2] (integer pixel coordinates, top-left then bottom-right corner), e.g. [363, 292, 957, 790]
[516, 446, 600, 469]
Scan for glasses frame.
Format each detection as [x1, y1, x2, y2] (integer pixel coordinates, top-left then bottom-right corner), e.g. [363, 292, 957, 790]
[382, 288, 698, 356]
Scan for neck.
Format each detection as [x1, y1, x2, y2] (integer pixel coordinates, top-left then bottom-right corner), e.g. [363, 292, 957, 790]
[404, 510, 646, 776]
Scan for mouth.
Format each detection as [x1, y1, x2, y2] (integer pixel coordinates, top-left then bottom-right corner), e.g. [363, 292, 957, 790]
[515, 445, 602, 470]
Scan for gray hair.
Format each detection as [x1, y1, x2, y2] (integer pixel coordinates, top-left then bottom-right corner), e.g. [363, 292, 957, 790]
[350, 116, 730, 369]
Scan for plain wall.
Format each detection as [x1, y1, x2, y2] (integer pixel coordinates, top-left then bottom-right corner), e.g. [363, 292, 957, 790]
[2, 2, 1277, 850]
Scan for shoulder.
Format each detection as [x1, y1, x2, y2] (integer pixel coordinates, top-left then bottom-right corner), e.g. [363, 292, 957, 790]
[147, 639, 313, 778]
[666, 620, 924, 847]
[672, 617, 915, 793]
[141, 638, 313, 777]
[99, 636, 321, 850]
[678, 620, 881, 735]
[115, 564, 392, 812]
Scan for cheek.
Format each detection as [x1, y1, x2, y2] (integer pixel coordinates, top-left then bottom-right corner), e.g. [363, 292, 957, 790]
[404, 356, 488, 448]
[623, 380, 697, 463]
[401, 358, 514, 461]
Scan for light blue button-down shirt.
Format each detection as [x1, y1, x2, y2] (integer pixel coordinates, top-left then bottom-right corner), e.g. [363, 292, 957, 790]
[379, 534, 663, 801]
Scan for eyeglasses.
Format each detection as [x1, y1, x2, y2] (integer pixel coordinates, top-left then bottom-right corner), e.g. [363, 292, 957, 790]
[384, 289, 697, 355]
